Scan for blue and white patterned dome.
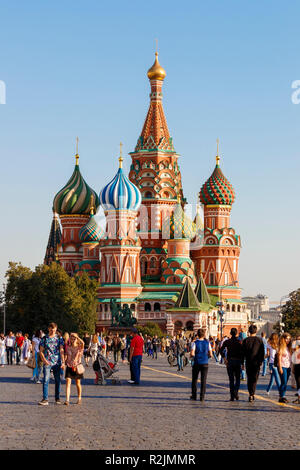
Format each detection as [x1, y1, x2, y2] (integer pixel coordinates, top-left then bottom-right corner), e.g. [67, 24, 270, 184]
[100, 167, 142, 211]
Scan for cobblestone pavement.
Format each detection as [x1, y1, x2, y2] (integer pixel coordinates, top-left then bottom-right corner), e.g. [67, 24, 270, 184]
[0, 354, 299, 450]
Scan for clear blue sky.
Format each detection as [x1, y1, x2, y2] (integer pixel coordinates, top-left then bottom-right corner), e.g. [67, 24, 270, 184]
[0, 0, 299, 302]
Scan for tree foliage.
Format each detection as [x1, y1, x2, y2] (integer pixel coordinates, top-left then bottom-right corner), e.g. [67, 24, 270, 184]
[4, 262, 98, 336]
[137, 321, 163, 338]
[281, 289, 300, 336]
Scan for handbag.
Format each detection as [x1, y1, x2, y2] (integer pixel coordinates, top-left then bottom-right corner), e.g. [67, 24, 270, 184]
[76, 363, 85, 375]
[273, 352, 278, 368]
[26, 355, 36, 369]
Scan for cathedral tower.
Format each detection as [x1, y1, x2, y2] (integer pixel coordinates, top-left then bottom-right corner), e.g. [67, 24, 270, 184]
[52, 150, 100, 275]
[98, 151, 142, 302]
[128, 53, 185, 280]
[192, 146, 241, 301]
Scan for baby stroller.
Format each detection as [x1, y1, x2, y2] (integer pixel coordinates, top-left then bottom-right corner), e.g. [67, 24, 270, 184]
[93, 351, 120, 385]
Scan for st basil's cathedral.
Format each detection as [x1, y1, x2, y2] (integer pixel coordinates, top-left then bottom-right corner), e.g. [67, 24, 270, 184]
[44, 53, 248, 337]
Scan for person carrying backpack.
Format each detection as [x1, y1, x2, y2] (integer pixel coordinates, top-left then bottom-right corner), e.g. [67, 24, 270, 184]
[190, 329, 212, 401]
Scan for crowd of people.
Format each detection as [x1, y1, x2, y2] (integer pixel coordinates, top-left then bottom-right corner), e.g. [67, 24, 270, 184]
[0, 324, 299, 406]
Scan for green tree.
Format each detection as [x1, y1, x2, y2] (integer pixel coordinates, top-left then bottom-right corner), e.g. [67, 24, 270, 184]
[282, 289, 300, 336]
[137, 321, 163, 338]
[5, 262, 98, 336]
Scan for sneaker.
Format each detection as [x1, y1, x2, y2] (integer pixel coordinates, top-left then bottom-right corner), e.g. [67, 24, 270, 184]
[278, 397, 288, 403]
[30, 377, 35, 381]
[128, 380, 135, 384]
[38, 399, 49, 406]
[190, 396, 197, 401]
[55, 399, 62, 405]
[266, 391, 270, 396]
[248, 395, 254, 402]
[292, 397, 300, 404]
[36, 380, 42, 384]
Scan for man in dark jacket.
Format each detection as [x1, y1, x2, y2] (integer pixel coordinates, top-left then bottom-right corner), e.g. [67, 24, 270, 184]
[242, 324, 265, 402]
[219, 328, 243, 401]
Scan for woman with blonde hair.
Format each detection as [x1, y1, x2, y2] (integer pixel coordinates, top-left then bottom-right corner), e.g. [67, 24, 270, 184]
[64, 333, 84, 405]
[266, 333, 280, 395]
[90, 334, 99, 364]
[278, 332, 292, 403]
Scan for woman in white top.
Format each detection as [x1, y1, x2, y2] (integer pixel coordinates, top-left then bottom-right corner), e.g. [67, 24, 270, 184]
[278, 333, 292, 403]
[266, 333, 280, 394]
[90, 334, 99, 363]
[0, 333, 6, 366]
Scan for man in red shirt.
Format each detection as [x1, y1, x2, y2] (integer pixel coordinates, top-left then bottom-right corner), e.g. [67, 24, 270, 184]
[128, 328, 144, 385]
[15, 332, 25, 365]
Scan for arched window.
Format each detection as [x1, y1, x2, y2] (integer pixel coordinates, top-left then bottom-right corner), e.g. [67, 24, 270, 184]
[154, 303, 160, 311]
[141, 258, 148, 276]
[145, 191, 153, 198]
[104, 304, 108, 312]
[145, 303, 151, 312]
[237, 305, 241, 312]
[232, 304, 236, 312]
[186, 321, 194, 331]
[150, 257, 156, 269]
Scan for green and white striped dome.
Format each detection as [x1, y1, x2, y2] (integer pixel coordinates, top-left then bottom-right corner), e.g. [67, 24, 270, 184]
[53, 157, 100, 215]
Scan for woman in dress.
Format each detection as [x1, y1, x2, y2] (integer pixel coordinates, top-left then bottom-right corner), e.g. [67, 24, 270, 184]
[278, 332, 292, 403]
[266, 333, 280, 395]
[64, 333, 84, 405]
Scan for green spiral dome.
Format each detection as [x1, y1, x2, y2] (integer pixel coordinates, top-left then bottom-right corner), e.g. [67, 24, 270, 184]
[162, 201, 196, 240]
[53, 163, 100, 215]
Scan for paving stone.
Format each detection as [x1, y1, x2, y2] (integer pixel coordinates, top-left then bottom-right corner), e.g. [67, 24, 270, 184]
[0, 354, 299, 450]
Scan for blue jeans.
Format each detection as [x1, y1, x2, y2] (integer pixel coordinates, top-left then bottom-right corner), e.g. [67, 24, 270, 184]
[266, 363, 281, 393]
[42, 363, 61, 400]
[241, 361, 246, 380]
[279, 367, 291, 398]
[131, 355, 142, 384]
[213, 351, 219, 363]
[261, 358, 268, 376]
[177, 353, 183, 370]
[32, 351, 42, 380]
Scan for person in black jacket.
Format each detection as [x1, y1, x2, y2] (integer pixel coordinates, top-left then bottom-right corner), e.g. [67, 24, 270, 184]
[219, 328, 243, 401]
[242, 324, 265, 402]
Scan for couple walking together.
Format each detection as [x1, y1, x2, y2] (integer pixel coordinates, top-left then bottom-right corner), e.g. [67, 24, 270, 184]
[38, 322, 84, 406]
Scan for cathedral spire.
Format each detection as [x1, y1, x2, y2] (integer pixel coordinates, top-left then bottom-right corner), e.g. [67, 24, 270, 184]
[44, 212, 62, 265]
[135, 52, 173, 152]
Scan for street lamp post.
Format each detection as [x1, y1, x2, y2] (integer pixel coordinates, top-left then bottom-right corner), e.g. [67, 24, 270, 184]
[279, 294, 289, 334]
[216, 281, 238, 339]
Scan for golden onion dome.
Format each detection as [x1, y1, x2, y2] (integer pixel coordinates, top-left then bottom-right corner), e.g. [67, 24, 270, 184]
[147, 52, 166, 81]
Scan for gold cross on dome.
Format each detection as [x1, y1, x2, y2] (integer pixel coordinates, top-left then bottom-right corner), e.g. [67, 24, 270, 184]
[216, 138, 220, 165]
[119, 142, 123, 168]
[75, 136, 79, 165]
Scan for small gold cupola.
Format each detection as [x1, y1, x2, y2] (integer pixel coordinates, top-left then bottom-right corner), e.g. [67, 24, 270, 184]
[147, 52, 166, 81]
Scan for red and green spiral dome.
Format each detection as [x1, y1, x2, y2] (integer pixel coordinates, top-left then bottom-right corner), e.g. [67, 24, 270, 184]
[199, 161, 235, 206]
